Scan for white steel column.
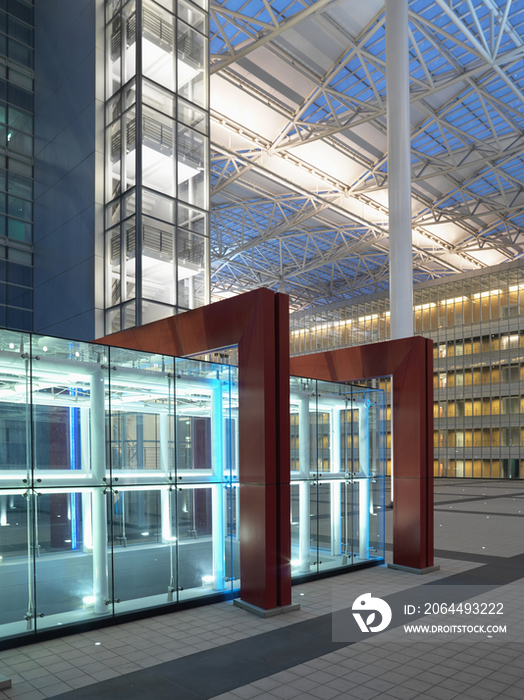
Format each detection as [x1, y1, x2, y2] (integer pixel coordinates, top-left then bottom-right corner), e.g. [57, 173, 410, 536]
[211, 383, 225, 589]
[298, 396, 311, 573]
[386, 0, 413, 340]
[81, 407, 93, 552]
[188, 278, 195, 310]
[386, 0, 412, 504]
[91, 370, 109, 614]
[160, 413, 172, 543]
[358, 403, 370, 561]
[330, 408, 341, 557]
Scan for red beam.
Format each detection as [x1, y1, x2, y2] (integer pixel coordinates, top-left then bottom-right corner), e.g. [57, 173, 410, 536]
[290, 336, 434, 570]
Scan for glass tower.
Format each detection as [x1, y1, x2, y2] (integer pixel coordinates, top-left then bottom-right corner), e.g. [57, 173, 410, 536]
[104, 0, 209, 333]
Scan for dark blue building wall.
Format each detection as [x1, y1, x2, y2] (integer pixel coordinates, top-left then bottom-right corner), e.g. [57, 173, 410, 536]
[33, 0, 104, 341]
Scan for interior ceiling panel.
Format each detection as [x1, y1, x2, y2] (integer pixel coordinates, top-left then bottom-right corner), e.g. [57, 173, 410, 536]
[209, 0, 524, 309]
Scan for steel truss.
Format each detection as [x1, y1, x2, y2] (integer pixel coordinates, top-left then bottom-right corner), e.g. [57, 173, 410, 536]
[210, 0, 524, 308]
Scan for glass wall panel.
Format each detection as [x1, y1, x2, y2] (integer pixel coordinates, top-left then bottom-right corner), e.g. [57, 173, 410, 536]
[106, 306, 121, 335]
[142, 299, 174, 324]
[177, 21, 206, 107]
[31, 336, 110, 486]
[0, 489, 33, 640]
[34, 488, 114, 630]
[143, 79, 175, 117]
[177, 124, 206, 208]
[143, 0, 176, 90]
[178, 98, 207, 132]
[142, 216, 175, 304]
[112, 485, 173, 613]
[108, 346, 175, 486]
[178, 1, 206, 35]
[0, 329, 31, 489]
[124, 218, 136, 301]
[177, 485, 216, 600]
[123, 107, 136, 191]
[106, 105, 122, 203]
[176, 228, 205, 309]
[290, 376, 385, 579]
[106, 0, 136, 98]
[142, 105, 175, 196]
[225, 480, 239, 591]
[175, 358, 237, 601]
[143, 188, 175, 222]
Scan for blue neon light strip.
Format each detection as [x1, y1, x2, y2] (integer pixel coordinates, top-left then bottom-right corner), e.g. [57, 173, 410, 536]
[68, 344, 78, 550]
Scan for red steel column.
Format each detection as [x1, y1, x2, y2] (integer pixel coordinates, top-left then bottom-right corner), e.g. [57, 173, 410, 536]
[237, 290, 280, 609]
[390, 339, 434, 568]
[276, 292, 291, 606]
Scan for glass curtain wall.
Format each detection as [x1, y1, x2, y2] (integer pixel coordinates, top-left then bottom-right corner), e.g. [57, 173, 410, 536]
[104, 0, 209, 333]
[0, 328, 237, 643]
[290, 377, 385, 576]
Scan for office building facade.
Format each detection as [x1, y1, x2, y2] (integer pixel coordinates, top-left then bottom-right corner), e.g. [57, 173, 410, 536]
[290, 260, 524, 479]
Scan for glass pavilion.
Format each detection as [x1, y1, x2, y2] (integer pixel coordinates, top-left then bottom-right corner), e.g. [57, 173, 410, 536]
[0, 328, 384, 643]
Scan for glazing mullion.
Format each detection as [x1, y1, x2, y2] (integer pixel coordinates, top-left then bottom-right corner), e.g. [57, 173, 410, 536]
[28, 336, 36, 631]
[135, 2, 143, 326]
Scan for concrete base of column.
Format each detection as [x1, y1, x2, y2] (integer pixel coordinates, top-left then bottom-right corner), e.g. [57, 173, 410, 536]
[0, 675, 11, 689]
[388, 563, 440, 575]
[234, 599, 300, 618]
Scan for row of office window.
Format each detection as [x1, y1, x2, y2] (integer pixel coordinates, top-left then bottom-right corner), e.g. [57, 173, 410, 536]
[290, 265, 524, 480]
[435, 428, 524, 447]
[434, 459, 523, 479]
[290, 268, 524, 353]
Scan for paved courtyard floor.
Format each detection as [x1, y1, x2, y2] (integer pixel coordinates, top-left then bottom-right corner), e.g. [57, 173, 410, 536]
[0, 478, 523, 700]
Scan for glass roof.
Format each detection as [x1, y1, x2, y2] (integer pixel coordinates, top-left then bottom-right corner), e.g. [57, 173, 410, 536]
[209, 0, 524, 310]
